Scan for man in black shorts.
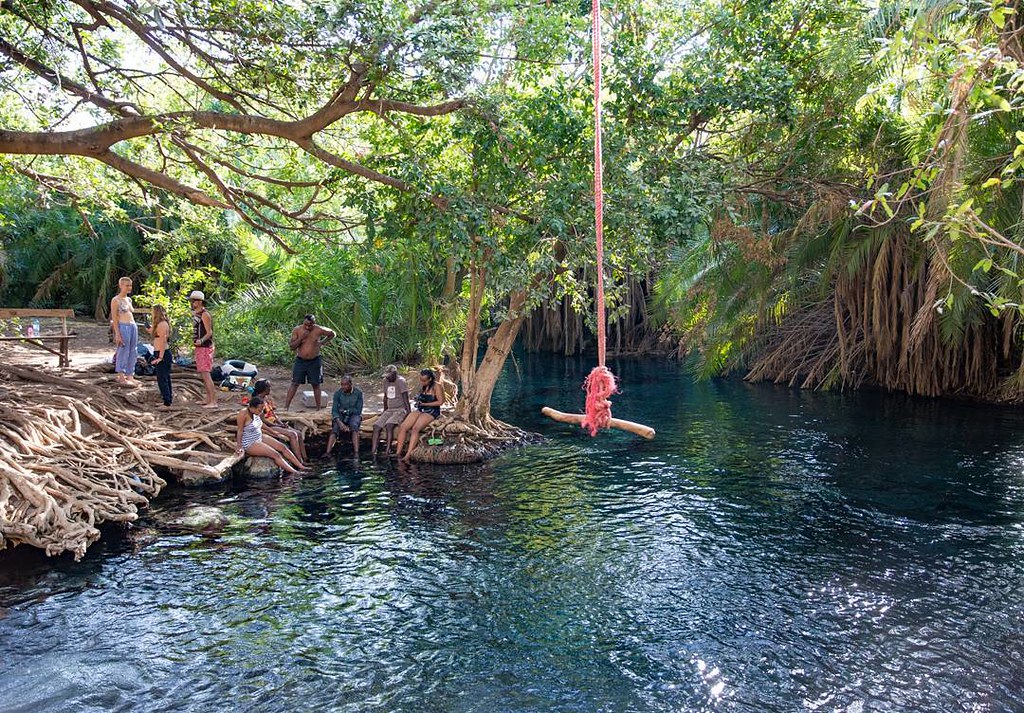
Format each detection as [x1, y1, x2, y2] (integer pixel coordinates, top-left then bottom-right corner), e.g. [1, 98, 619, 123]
[284, 314, 335, 409]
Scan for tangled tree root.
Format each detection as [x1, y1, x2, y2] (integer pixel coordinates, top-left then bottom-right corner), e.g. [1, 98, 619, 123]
[409, 415, 541, 465]
[0, 364, 331, 559]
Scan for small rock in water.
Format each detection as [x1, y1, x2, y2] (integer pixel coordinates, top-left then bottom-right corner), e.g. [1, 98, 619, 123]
[245, 456, 281, 478]
[169, 505, 229, 531]
[126, 526, 160, 545]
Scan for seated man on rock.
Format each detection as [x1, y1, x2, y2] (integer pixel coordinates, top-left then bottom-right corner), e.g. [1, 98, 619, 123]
[326, 375, 363, 457]
[371, 364, 410, 457]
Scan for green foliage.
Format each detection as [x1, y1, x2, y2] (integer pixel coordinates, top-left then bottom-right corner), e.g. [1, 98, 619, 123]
[0, 177, 146, 316]
[216, 241, 459, 371]
[2, 0, 1020, 403]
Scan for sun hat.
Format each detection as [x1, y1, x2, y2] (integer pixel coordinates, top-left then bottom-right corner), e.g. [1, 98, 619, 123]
[188, 290, 205, 302]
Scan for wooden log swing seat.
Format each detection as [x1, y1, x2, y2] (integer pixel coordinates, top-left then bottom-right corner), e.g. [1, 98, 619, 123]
[541, 407, 656, 440]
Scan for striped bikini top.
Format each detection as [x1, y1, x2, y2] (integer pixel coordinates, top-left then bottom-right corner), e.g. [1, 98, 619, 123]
[241, 413, 263, 447]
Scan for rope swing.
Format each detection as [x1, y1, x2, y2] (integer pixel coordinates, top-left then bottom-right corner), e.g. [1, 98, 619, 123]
[541, 0, 656, 441]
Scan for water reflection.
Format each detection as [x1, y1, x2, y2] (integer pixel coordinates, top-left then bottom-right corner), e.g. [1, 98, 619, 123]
[2, 355, 1024, 711]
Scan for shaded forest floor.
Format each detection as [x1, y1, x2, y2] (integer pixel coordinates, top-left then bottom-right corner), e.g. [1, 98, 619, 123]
[0, 318, 385, 412]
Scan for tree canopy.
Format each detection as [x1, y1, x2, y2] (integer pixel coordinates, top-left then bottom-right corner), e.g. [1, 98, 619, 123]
[3, 0, 1024, 412]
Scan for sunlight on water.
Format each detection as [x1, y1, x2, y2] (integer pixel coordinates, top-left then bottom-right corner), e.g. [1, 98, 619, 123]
[2, 354, 1024, 711]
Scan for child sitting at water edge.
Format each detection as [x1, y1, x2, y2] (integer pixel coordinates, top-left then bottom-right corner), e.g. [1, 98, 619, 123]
[234, 396, 305, 474]
[250, 379, 308, 465]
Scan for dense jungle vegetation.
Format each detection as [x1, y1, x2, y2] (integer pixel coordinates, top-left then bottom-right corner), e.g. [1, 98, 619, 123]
[0, 0, 1021, 410]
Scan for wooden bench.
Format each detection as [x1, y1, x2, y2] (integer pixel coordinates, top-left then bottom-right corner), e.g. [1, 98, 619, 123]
[0, 308, 77, 368]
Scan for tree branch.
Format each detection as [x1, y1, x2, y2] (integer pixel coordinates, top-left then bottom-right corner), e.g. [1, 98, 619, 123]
[96, 150, 229, 208]
[0, 36, 136, 116]
[71, 0, 248, 113]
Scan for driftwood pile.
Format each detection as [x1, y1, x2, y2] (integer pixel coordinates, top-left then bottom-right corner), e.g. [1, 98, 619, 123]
[0, 364, 331, 559]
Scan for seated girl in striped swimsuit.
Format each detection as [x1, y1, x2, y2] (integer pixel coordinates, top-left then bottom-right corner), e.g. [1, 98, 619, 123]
[234, 397, 306, 474]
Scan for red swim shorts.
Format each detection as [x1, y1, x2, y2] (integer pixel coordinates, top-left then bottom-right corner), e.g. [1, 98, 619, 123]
[195, 346, 214, 373]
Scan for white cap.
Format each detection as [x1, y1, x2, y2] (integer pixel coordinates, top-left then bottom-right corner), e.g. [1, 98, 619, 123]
[188, 290, 205, 302]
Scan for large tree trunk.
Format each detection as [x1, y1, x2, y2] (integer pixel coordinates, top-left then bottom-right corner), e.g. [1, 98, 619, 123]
[459, 259, 486, 398]
[418, 251, 551, 464]
[455, 288, 528, 425]
[416, 287, 533, 464]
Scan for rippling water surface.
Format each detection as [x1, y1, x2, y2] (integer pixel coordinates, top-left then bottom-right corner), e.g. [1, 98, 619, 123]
[3, 355, 1024, 712]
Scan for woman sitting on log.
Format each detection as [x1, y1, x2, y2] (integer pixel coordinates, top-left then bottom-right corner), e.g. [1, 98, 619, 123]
[394, 368, 444, 462]
[234, 396, 305, 474]
[251, 379, 308, 466]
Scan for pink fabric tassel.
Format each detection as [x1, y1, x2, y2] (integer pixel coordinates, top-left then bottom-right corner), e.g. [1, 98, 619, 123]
[581, 365, 617, 436]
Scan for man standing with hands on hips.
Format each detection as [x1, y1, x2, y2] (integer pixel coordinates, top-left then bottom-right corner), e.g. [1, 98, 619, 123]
[284, 314, 335, 410]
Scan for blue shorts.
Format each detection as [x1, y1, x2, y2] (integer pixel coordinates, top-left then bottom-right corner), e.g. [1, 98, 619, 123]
[333, 413, 362, 435]
[292, 355, 322, 385]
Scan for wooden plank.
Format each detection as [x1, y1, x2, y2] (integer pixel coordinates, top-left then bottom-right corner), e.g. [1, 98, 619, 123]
[0, 308, 74, 319]
[0, 335, 78, 341]
[0, 335, 76, 368]
[0, 338, 64, 358]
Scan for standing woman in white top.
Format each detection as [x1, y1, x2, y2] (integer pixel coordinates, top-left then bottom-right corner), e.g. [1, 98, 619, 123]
[110, 276, 139, 386]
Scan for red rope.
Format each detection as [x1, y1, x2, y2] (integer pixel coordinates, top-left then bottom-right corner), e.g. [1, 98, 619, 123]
[581, 0, 617, 437]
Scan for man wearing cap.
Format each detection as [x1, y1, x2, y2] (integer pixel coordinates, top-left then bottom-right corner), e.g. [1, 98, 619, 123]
[189, 290, 218, 408]
[371, 365, 410, 457]
[284, 314, 335, 410]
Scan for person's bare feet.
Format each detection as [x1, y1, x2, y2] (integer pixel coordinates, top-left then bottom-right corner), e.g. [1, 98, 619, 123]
[200, 402, 219, 409]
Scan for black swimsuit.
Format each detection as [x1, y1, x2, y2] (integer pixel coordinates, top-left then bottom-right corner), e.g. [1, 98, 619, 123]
[416, 387, 441, 418]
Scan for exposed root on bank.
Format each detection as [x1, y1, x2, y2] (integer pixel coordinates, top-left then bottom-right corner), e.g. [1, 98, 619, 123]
[0, 364, 331, 559]
[409, 414, 540, 464]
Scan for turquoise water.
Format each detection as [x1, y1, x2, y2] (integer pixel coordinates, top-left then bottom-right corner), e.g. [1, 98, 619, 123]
[2, 355, 1024, 711]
